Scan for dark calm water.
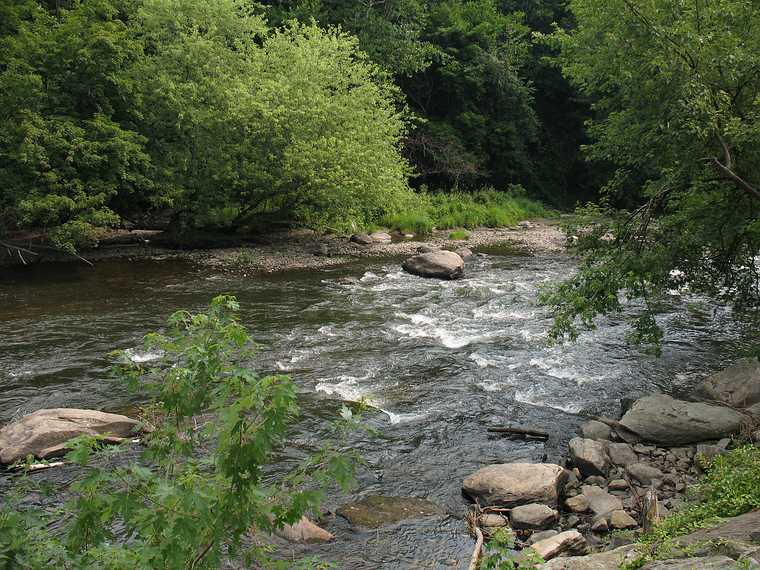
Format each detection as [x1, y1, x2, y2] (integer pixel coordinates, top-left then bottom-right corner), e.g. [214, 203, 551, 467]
[0, 251, 754, 568]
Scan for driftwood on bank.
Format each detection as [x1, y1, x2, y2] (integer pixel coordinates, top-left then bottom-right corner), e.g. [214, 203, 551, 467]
[488, 426, 549, 439]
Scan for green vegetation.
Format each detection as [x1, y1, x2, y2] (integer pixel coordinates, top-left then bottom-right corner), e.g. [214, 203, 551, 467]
[383, 188, 546, 235]
[540, 0, 760, 348]
[0, 296, 361, 569]
[480, 528, 544, 569]
[622, 445, 760, 569]
[448, 230, 470, 240]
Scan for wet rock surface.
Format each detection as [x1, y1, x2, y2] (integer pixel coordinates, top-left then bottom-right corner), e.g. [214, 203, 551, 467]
[462, 463, 567, 508]
[402, 250, 465, 280]
[336, 495, 442, 529]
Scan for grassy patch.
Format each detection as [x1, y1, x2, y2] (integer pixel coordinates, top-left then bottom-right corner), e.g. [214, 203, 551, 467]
[382, 186, 547, 234]
[448, 229, 470, 240]
[622, 445, 760, 569]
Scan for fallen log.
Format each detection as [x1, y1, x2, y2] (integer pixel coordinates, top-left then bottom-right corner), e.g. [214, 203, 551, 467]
[488, 426, 549, 439]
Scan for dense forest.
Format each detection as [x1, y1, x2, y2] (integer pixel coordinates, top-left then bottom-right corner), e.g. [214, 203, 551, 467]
[0, 0, 594, 254]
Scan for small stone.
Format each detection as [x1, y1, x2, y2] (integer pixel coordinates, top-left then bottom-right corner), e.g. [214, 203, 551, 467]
[582, 485, 624, 517]
[627, 463, 664, 486]
[350, 233, 373, 245]
[510, 503, 560, 530]
[529, 530, 589, 561]
[591, 517, 609, 533]
[585, 475, 607, 486]
[565, 495, 590, 513]
[633, 444, 655, 455]
[275, 516, 334, 543]
[480, 513, 509, 527]
[610, 510, 638, 530]
[565, 515, 581, 528]
[529, 530, 559, 545]
[609, 479, 629, 491]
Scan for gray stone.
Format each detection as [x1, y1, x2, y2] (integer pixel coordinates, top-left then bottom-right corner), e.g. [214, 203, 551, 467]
[529, 530, 589, 561]
[608, 442, 639, 466]
[565, 495, 590, 513]
[698, 357, 760, 409]
[402, 250, 465, 280]
[480, 513, 508, 527]
[350, 233, 373, 245]
[609, 479, 629, 491]
[627, 462, 664, 486]
[610, 510, 638, 530]
[582, 485, 624, 517]
[368, 231, 392, 243]
[463, 463, 567, 507]
[591, 517, 609, 533]
[0, 408, 139, 464]
[569, 437, 610, 477]
[455, 247, 473, 258]
[620, 394, 744, 445]
[541, 545, 639, 569]
[529, 530, 559, 544]
[579, 420, 612, 441]
[510, 503, 559, 530]
[641, 556, 737, 569]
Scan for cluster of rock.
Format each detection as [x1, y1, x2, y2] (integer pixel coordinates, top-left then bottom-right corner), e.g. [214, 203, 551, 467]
[461, 358, 760, 566]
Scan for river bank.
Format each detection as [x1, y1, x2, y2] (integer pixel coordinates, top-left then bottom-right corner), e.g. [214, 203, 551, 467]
[0, 220, 566, 272]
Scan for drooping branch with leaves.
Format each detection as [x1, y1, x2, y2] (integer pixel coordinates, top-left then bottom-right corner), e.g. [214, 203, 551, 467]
[540, 0, 760, 348]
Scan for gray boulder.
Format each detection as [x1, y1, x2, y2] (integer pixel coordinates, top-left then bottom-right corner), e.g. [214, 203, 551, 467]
[699, 358, 760, 409]
[0, 408, 139, 464]
[462, 463, 567, 507]
[579, 420, 612, 441]
[455, 247, 474, 258]
[402, 251, 465, 280]
[619, 394, 744, 445]
[626, 462, 664, 486]
[369, 231, 392, 243]
[509, 503, 559, 530]
[608, 442, 639, 466]
[641, 556, 738, 569]
[582, 485, 623, 517]
[569, 437, 610, 477]
[350, 233, 373, 245]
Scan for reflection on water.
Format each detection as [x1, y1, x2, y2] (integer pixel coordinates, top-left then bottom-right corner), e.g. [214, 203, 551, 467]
[0, 253, 754, 567]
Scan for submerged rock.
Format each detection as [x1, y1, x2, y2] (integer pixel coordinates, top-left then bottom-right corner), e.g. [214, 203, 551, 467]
[336, 495, 441, 528]
[402, 250, 464, 280]
[0, 408, 139, 464]
[462, 463, 568, 507]
[619, 394, 744, 445]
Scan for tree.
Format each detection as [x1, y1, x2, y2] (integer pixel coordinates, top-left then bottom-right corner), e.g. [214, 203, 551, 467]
[0, 295, 360, 568]
[542, 0, 760, 347]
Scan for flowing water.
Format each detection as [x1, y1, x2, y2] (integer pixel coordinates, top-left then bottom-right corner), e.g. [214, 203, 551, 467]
[0, 249, 755, 568]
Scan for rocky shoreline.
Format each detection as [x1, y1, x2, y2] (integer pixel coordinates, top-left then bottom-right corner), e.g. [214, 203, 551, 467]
[0, 220, 566, 272]
[460, 357, 760, 568]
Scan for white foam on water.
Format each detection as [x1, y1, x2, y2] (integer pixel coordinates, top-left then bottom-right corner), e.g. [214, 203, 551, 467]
[470, 353, 498, 368]
[318, 325, 337, 337]
[315, 376, 365, 401]
[125, 348, 164, 363]
[514, 390, 582, 414]
[275, 361, 290, 371]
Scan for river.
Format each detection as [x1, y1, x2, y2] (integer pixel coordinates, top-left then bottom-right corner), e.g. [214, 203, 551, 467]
[0, 248, 754, 568]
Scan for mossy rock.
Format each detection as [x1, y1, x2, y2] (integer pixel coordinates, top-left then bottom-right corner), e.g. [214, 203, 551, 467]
[337, 495, 443, 528]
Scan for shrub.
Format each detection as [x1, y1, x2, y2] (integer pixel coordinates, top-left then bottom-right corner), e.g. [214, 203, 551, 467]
[448, 229, 470, 240]
[0, 295, 361, 569]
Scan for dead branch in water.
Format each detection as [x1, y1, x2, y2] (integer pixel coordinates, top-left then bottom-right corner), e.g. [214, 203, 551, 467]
[488, 425, 549, 439]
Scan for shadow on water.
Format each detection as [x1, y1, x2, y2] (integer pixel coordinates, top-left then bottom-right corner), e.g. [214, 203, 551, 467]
[1, 253, 757, 568]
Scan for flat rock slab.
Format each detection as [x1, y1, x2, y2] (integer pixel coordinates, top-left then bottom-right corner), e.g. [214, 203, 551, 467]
[336, 495, 442, 528]
[676, 509, 760, 547]
[402, 251, 464, 280]
[463, 463, 567, 507]
[641, 556, 737, 569]
[542, 544, 638, 569]
[0, 408, 139, 464]
[529, 530, 589, 561]
[620, 394, 744, 445]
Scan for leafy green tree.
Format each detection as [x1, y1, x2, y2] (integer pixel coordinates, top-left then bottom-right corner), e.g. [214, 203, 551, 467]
[0, 295, 360, 568]
[541, 0, 760, 346]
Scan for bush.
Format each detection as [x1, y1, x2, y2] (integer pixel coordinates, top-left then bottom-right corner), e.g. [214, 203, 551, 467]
[448, 229, 470, 240]
[0, 295, 361, 569]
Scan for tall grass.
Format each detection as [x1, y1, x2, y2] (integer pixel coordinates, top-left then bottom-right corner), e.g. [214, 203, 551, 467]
[382, 186, 547, 235]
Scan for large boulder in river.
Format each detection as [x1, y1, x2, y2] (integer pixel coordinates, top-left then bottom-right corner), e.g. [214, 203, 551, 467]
[0, 408, 139, 465]
[619, 394, 744, 445]
[462, 463, 567, 507]
[402, 250, 464, 280]
[698, 357, 760, 410]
